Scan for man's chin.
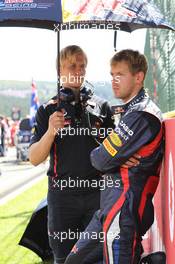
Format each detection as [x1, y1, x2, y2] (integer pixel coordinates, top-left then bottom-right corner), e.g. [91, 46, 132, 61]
[114, 92, 121, 99]
[71, 85, 81, 89]
[64, 84, 81, 89]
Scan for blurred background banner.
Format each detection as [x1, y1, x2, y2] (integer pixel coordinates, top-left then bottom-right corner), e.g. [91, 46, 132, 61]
[29, 79, 39, 128]
[143, 118, 175, 263]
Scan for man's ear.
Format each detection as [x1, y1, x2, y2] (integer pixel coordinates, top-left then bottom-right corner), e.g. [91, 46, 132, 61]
[136, 71, 145, 84]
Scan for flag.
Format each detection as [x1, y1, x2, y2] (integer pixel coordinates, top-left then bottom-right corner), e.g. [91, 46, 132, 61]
[30, 79, 39, 127]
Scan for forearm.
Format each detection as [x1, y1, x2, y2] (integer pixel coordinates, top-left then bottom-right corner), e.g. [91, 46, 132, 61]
[29, 130, 55, 166]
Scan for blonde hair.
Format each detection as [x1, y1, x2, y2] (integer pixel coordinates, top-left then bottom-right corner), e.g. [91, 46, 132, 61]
[59, 45, 88, 68]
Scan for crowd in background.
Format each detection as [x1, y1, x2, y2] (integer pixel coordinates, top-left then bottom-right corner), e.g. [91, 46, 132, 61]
[0, 115, 19, 156]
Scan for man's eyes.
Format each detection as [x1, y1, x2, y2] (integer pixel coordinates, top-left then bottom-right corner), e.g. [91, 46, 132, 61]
[69, 64, 76, 69]
[112, 74, 123, 79]
[111, 73, 123, 77]
[68, 64, 85, 70]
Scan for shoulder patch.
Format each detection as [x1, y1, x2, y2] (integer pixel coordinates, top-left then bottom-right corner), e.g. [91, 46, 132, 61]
[31, 127, 36, 134]
[109, 131, 122, 147]
[103, 138, 117, 157]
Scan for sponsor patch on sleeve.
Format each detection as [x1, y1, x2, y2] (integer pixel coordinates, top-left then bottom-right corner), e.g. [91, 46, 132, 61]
[103, 138, 117, 157]
[109, 131, 122, 147]
[31, 126, 36, 134]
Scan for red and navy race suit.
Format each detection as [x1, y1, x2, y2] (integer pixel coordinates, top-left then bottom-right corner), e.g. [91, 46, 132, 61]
[30, 91, 114, 264]
[65, 88, 164, 264]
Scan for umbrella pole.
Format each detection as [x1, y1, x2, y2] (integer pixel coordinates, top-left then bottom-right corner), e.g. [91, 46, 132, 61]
[114, 30, 117, 52]
[57, 29, 61, 110]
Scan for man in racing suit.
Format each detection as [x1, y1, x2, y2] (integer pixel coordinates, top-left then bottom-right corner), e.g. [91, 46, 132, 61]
[29, 45, 115, 264]
[65, 49, 164, 264]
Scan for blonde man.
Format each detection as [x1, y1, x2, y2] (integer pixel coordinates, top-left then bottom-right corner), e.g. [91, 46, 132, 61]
[29, 45, 114, 263]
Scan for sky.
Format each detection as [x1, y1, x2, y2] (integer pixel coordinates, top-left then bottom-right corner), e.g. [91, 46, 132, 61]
[0, 27, 146, 83]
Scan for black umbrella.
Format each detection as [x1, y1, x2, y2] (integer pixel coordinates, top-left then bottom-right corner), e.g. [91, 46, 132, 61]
[19, 198, 53, 261]
[1, 0, 174, 261]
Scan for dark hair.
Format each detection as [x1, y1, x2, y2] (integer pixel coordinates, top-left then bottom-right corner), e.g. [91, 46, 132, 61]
[110, 49, 148, 78]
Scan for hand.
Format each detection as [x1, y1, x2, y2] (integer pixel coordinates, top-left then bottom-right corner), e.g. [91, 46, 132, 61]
[48, 110, 65, 136]
[121, 153, 141, 168]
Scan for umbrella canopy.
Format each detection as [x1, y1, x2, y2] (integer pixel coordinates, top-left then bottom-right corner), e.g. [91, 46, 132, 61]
[0, 0, 174, 108]
[0, 0, 174, 31]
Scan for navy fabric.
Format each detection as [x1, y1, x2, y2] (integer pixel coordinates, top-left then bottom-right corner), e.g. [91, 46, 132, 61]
[0, 1, 61, 21]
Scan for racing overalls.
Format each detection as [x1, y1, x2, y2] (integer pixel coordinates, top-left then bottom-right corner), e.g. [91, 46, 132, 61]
[65, 88, 164, 264]
[30, 88, 114, 264]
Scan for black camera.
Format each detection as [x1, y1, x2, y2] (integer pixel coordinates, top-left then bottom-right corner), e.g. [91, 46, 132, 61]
[59, 86, 93, 105]
[57, 84, 93, 127]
